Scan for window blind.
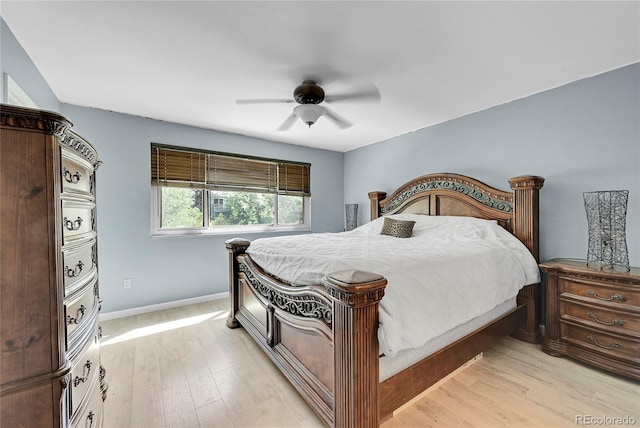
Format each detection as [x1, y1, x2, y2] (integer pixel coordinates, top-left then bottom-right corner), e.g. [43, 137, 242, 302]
[151, 144, 311, 196]
[151, 146, 207, 188]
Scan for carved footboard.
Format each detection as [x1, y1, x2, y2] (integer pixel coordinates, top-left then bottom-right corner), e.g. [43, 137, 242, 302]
[226, 239, 387, 427]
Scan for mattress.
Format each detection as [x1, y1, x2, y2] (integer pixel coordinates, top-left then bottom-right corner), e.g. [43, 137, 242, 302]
[247, 214, 540, 357]
[379, 297, 516, 381]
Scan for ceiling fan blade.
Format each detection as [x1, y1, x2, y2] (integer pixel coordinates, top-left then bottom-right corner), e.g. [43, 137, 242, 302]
[236, 98, 294, 105]
[324, 108, 352, 129]
[277, 113, 298, 131]
[324, 85, 381, 104]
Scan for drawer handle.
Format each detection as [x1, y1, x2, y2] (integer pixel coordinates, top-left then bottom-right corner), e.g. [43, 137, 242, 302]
[587, 335, 623, 350]
[67, 304, 86, 325]
[587, 312, 624, 326]
[586, 289, 625, 302]
[73, 360, 92, 387]
[64, 260, 84, 278]
[62, 166, 82, 184]
[86, 410, 95, 428]
[63, 216, 83, 231]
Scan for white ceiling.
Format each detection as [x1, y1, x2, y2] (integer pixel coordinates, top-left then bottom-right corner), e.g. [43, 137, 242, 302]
[2, 1, 639, 152]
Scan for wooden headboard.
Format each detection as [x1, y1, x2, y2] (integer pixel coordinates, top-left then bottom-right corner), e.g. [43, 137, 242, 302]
[368, 173, 545, 261]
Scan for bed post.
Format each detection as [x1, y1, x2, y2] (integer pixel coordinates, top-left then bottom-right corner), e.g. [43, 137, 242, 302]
[325, 270, 387, 428]
[508, 175, 545, 343]
[225, 238, 250, 329]
[368, 191, 386, 220]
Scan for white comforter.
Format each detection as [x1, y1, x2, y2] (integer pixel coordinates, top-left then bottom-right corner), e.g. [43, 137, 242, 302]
[246, 214, 540, 357]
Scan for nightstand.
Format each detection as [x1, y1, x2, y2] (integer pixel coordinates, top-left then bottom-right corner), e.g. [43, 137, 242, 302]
[540, 259, 639, 380]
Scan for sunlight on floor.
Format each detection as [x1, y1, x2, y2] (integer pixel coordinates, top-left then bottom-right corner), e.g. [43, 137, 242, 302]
[101, 310, 227, 346]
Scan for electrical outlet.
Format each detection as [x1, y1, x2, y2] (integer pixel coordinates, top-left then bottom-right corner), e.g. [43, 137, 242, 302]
[123, 278, 132, 289]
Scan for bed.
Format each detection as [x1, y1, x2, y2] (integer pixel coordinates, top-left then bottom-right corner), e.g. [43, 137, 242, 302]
[225, 173, 544, 427]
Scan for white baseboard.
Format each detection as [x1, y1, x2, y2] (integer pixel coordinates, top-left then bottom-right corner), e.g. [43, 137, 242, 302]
[99, 292, 228, 321]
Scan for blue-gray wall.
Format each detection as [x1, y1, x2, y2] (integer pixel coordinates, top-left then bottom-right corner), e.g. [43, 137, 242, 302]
[345, 63, 640, 267]
[0, 18, 59, 111]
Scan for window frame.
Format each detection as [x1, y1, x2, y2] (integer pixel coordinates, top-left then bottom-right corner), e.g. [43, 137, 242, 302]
[150, 144, 312, 237]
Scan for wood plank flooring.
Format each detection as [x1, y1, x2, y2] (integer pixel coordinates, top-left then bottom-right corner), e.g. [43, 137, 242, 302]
[100, 299, 639, 427]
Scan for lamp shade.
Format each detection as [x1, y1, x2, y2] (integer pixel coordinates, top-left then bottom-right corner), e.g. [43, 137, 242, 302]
[294, 104, 326, 127]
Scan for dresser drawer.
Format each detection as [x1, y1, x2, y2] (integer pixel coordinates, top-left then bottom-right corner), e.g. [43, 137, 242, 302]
[560, 300, 640, 338]
[61, 151, 94, 198]
[63, 242, 97, 295]
[69, 333, 100, 418]
[561, 321, 640, 364]
[66, 281, 98, 339]
[560, 276, 640, 308]
[62, 201, 95, 244]
[70, 377, 104, 428]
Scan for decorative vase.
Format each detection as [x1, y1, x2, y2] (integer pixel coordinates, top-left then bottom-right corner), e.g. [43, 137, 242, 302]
[583, 190, 630, 271]
[345, 204, 358, 231]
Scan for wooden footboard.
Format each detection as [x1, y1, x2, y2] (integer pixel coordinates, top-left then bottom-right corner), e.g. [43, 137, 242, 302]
[226, 239, 387, 426]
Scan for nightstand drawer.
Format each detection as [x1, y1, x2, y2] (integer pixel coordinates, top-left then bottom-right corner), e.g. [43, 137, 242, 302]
[560, 277, 640, 308]
[560, 300, 640, 338]
[561, 321, 640, 364]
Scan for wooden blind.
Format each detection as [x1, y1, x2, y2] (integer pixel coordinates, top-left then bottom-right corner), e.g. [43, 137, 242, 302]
[151, 146, 207, 188]
[208, 155, 277, 193]
[151, 143, 310, 196]
[278, 163, 311, 195]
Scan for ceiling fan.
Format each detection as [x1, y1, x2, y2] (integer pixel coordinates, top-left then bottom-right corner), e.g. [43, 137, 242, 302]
[236, 79, 380, 131]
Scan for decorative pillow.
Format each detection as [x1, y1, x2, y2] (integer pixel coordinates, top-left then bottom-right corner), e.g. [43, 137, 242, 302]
[380, 217, 415, 238]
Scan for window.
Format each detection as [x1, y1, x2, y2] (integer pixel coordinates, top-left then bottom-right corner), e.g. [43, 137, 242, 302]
[151, 144, 311, 236]
[4, 74, 38, 108]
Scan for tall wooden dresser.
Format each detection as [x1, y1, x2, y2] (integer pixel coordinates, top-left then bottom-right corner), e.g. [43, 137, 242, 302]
[0, 105, 107, 427]
[540, 259, 639, 380]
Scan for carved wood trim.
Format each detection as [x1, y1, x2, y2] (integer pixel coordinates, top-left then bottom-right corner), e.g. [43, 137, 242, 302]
[225, 238, 250, 328]
[0, 105, 100, 167]
[0, 358, 72, 397]
[325, 271, 387, 428]
[380, 174, 514, 216]
[509, 175, 544, 261]
[238, 258, 333, 325]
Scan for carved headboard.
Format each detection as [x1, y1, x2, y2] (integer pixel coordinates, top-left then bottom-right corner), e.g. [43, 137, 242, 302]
[368, 173, 544, 261]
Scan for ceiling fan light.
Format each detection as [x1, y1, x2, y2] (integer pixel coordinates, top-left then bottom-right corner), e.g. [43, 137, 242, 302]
[294, 104, 326, 127]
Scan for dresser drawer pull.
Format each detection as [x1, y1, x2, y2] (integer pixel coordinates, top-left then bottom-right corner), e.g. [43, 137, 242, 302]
[67, 304, 86, 325]
[64, 260, 84, 277]
[62, 166, 82, 184]
[587, 312, 624, 326]
[86, 410, 95, 428]
[73, 360, 93, 387]
[587, 335, 623, 350]
[586, 289, 625, 302]
[63, 216, 83, 231]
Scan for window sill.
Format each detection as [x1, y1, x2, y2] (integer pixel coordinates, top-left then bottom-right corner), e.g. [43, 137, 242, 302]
[151, 224, 311, 238]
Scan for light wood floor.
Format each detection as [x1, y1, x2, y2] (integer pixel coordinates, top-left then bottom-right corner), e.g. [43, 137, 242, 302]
[100, 299, 639, 428]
